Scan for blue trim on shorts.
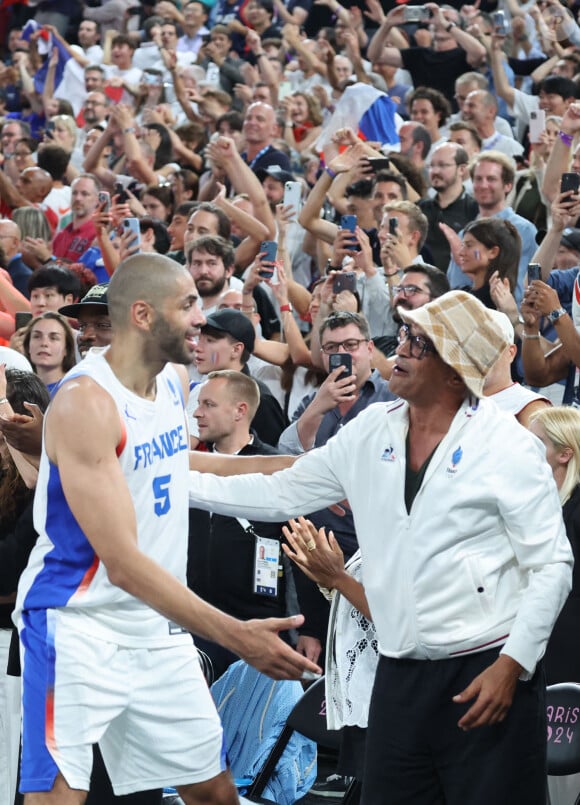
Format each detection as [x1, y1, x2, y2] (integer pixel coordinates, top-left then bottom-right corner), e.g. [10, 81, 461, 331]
[20, 609, 60, 793]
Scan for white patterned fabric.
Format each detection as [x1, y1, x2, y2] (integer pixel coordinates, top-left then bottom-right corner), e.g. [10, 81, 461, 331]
[325, 553, 379, 731]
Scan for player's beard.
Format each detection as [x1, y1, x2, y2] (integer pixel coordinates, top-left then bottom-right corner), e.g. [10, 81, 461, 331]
[149, 315, 194, 366]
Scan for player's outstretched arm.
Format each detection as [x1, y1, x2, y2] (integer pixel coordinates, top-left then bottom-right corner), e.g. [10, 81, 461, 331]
[190, 451, 297, 475]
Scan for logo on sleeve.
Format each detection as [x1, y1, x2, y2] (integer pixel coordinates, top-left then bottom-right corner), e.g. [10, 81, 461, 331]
[446, 446, 463, 477]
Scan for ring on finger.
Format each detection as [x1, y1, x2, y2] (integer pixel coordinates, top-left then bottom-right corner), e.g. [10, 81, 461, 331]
[305, 540, 316, 551]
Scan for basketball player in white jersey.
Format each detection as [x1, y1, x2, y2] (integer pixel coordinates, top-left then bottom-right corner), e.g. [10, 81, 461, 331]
[14, 253, 320, 805]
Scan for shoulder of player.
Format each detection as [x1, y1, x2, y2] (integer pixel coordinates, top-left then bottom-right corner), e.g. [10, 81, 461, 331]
[47, 375, 121, 445]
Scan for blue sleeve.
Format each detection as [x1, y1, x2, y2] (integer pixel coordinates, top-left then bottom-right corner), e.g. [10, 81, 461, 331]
[547, 268, 579, 311]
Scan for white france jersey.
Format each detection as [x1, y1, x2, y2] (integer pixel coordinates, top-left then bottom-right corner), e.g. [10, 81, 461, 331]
[15, 350, 191, 648]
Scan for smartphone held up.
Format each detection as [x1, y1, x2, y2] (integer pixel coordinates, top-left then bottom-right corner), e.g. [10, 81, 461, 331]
[259, 241, 278, 283]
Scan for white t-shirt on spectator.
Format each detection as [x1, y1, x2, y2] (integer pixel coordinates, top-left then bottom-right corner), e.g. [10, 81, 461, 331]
[103, 64, 144, 106]
[54, 45, 104, 117]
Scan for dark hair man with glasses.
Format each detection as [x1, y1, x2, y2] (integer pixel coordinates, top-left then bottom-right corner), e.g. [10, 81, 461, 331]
[278, 310, 395, 665]
[192, 290, 572, 805]
[373, 264, 450, 368]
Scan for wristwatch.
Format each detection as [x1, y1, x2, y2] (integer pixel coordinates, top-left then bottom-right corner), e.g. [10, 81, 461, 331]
[547, 307, 568, 324]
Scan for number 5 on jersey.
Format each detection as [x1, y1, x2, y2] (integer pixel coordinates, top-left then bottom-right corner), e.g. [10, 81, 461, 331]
[153, 474, 171, 516]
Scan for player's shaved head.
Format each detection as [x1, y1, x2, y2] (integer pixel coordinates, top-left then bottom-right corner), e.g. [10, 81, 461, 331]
[108, 253, 192, 328]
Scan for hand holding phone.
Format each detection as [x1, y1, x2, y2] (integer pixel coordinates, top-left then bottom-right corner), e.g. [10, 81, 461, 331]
[527, 263, 541, 283]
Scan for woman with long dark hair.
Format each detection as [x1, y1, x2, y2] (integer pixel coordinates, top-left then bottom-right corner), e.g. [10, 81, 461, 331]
[140, 184, 175, 224]
[458, 217, 521, 308]
[141, 123, 174, 171]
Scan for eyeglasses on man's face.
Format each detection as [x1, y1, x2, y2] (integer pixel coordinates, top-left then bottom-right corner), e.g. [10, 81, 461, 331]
[392, 284, 431, 299]
[397, 324, 436, 360]
[320, 338, 368, 355]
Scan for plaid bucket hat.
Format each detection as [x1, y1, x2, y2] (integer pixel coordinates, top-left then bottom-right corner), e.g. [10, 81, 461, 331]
[398, 290, 510, 398]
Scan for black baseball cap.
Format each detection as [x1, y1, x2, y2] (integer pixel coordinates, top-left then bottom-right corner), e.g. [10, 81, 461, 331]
[202, 309, 255, 353]
[561, 227, 580, 253]
[256, 165, 295, 184]
[59, 283, 109, 318]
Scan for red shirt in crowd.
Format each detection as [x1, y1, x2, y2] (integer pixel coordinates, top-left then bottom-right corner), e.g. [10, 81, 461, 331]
[53, 219, 97, 262]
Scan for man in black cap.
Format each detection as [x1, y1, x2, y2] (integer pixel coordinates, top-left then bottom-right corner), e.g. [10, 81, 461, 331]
[59, 283, 111, 357]
[187, 308, 287, 447]
[256, 165, 295, 213]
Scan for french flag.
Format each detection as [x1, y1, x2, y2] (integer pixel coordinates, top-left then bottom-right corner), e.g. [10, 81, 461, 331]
[316, 83, 401, 155]
[21, 21, 71, 96]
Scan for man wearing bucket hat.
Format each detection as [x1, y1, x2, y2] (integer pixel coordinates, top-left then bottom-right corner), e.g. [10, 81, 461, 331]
[190, 289, 573, 805]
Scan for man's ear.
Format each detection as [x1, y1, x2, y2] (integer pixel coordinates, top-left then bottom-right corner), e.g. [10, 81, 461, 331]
[131, 300, 155, 330]
[235, 400, 248, 421]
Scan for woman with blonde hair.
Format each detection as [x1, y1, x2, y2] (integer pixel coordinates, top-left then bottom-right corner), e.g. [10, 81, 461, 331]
[529, 406, 580, 685]
[47, 114, 82, 170]
[11, 207, 53, 271]
[47, 114, 78, 150]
